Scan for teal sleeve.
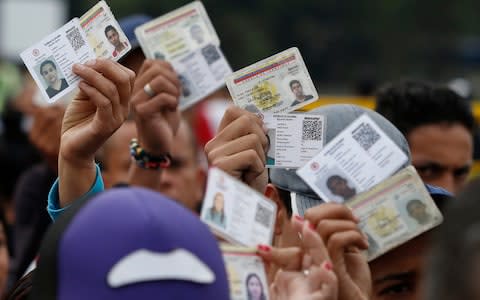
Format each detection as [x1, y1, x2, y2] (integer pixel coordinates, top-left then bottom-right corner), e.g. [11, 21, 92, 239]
[47, 164, 104, 221]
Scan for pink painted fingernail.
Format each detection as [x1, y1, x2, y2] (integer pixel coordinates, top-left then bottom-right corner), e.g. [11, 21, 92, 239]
[308, 222, 316, 231]
[257, 244, 271, 252]
[294, 215, 304, 222]
[323, 261, 333, 271]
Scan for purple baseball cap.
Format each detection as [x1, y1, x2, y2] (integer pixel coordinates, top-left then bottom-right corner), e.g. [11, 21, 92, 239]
[30, 187, 229, 300]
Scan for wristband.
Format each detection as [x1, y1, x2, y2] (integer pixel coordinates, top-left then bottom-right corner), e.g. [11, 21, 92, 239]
[129, 138, 171, 169]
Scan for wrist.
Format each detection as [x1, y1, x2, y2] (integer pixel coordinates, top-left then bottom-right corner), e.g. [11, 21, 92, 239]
[130, 138, 171, 170]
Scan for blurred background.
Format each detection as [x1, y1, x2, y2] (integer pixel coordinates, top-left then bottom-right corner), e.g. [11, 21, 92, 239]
[3, 0, 480, 97]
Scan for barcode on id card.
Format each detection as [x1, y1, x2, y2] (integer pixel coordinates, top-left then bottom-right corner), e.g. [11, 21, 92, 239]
[302, 118, 323, 141]
[352, 122, 380, 151]
[66, 27, 86, 52]
[255, 203, 273, 228]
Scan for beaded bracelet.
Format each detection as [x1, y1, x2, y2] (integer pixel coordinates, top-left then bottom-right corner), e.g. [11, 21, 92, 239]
[129, 138, 171, 169]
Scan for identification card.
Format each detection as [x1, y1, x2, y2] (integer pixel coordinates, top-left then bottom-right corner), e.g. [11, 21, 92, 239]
[80, 1, 131, 61]
[20, 18, 96, 104]
[296, 114, 409, 203]
[263, 113, 325, 168]
[201, 168, 276, 247]
[221, 244, 270, 300]
[20, 1, 129, 104]
[345, 166, 443, 261]
[135, 1, 231, 110]
[226, 47, 318, 114]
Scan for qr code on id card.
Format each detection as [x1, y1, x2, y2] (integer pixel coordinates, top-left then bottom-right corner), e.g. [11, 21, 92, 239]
[352, 122, 380, 151]
[255, 203, 273, 228]
[302, 118, 323, 141]
[66, 26, 86, 52]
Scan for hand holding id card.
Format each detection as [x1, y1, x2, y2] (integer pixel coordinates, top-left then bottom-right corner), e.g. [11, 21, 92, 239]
[135, 1, 232, 110]
[221, 244, 270, 300]
[345, 166, 443, 261]
[297, 114, 408, 203]
[20, 1, 130, 104]
[201, 168, 276, 247]
[226, 47, 318, 114]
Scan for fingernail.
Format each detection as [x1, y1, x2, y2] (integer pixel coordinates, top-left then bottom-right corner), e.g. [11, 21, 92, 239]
[73, 64, 84, 71]
[262, 124, 269, 134]
[323, 261, 333, 271]
[257, 244, 271, 252]
[85, 59, 96, 66]
[308, 222, 316, 231]
[294, 215, 304, 222]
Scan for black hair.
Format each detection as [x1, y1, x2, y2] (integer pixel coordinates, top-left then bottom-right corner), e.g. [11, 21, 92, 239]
[104, 25, 118, 37]
[375, 80, 475, 136]
[289, 79, 301, 90]
[326, 175, 346, 190]
[425, 178, 480, 300]
[3, 271, 34, 300]
[39, 60, 56, 74]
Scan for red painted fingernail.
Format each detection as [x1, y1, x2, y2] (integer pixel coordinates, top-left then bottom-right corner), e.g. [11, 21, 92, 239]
[308, 222, 316, 231]
[294, 215, 304, 222]
[323, 261, 333, 271]
[257, 244, 271, 252]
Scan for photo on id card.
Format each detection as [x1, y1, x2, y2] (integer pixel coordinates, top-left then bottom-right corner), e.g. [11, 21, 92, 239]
[79, 0, 131, 61]
[226, 47, 318, 114]
[221, 245, 270, 300]
[345, 166, 443, 261]
[201, 168, 276, 247]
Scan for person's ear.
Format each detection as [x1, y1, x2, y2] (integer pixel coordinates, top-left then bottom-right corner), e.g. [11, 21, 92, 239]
[264, 184, 286, 236]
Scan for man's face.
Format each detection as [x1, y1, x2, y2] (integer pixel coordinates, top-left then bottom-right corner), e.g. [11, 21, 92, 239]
[158, 122, 206, 212]
[106, 29, 120, 47]
[370, 234, 429, 300]
[409, 123, 473, 194]
[408, 202, 426, 222]
[329, 177, 350, 197]
[291, 82, 304, 99]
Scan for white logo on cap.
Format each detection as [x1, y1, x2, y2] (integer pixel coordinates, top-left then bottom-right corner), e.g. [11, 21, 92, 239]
[107, 248, 216, 287]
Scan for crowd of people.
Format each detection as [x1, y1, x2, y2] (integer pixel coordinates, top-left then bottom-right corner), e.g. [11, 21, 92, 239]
[0, 10, 479, 300]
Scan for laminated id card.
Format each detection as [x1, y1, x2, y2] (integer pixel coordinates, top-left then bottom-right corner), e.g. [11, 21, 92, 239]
[226, 47, 318, 114]
[201, 168, 276, 247]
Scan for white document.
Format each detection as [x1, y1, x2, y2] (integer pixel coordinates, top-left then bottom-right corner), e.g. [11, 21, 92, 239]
[20, 1, 130, 104]
[297, 114, 409, 203]
[221, 244, 270, 300]
[201, 168, 276, 247]
[135, 1, 231, 110]
[345, 166, 443, 261]
[263, 113, 325, 168]
[226, 47, 318, 114]
[20, 18, 96, 104]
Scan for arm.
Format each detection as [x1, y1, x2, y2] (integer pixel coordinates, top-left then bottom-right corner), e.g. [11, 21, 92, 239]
[204, 106, 269, 193]
[127, 59, 181, 190]
[58, 59, 135, 208]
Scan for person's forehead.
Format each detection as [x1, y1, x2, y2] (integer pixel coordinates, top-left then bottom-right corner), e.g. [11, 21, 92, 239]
[409, 123, 473, 165]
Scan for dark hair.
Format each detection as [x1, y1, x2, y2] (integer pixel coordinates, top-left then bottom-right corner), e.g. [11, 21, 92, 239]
[426, 178, 480, 300]
[375, 80, 475, 136]
[245, 273, 266, 300]
[406, 199, 425, 215]
[3, 271, 34, 300]
[209, 192, 225, 223]
[104, 25, 118, 37]
[39, 60, 56, 74]
[326, 175, 346, 190]
[289, 80, 301, 90]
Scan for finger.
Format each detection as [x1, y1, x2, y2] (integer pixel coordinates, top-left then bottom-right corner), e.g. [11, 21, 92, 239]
[308, 262, 338, 300]
[205, 114, 268, 154]
[315, 219, 362, 243]
[116, 62, 136, 92]
[304, 203, 359, 226]
[257, 245, 303, 271]
[134, 93, 179, 116]
[210, 150, 265, 182]
[327, 230, 369, 262]
[301, 221, 331, 266]
[207, 133, 267, 166]
[133, 60, 180, 94]
[77, 81, 115, 130]
[217, 106, 264, 132]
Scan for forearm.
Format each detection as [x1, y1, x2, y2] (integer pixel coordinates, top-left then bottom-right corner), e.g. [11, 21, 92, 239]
[58, 153, 97, 208]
